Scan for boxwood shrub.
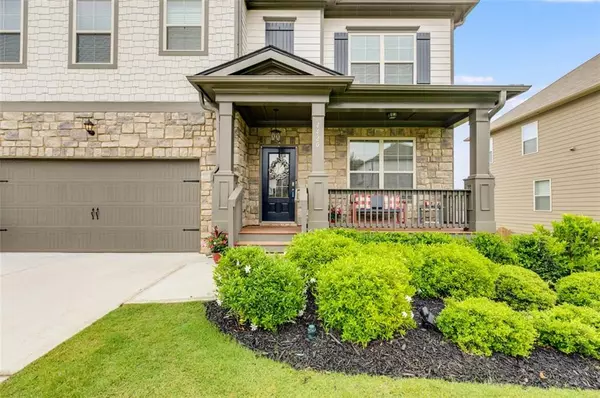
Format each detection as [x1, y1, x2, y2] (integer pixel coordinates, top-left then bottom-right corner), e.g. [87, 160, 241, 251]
[532, 304, 600, 359]
[285, 229, 360, 280]
[331, 229, 454, 245]
[214, 247, 305, 331]
[412, 244, 499, 300]
[547, 214, 600, 263]
[316, 252, 416, 346]
[494, 265, 557, 311]
[470, 232, 517, 264]
[437, 297, 538, 357]
[555, 272, 600, 310]
[511, 232, 570, 282]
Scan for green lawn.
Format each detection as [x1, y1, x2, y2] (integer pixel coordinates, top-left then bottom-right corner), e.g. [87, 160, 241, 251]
[1, 303, 595, 398]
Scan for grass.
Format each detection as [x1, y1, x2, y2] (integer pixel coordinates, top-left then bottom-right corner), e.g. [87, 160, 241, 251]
[1, 302, 595, 398]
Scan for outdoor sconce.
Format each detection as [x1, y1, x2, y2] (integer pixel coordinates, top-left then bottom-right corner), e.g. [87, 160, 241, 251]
[387, 112, 398, 120]
[271, 108, 282, 143]
[84, 119, 95, 136]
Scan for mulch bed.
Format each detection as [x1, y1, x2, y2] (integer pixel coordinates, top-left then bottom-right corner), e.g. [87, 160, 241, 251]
[205, 297, 600, 390]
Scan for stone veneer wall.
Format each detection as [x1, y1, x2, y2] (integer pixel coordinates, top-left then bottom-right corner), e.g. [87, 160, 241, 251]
[0, 110, 217, 252]
[245, 126, 453, 225]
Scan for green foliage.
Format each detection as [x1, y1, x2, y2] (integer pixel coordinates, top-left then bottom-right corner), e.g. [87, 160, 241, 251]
[362, 242, 424, 272]
[532, 304, 600, 359]
[494, 265, 557, 311]
[572, 251, 600, 273]
[547, 214, 600, 262]
[316, 252, 416, 346]
[412, 244, 499, 300]
[331, 229, 454, 245]
[437, 298, 538, 357]
[285, 229, 360, 279]
[470, 232, 517, 264]
[555, 272, 600, 310]
[214, 247, 305, 331]
[511, 232, 570, 282]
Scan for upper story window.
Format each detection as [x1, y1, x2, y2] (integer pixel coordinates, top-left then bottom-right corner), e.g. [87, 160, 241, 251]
[160, 0, 207, 55]
[265, 18, 294, 54]
[349, 34, 416, 84]
[70, 0, 117, 68]
[0, 0, 26, 67]
[521, 121, 538, 155]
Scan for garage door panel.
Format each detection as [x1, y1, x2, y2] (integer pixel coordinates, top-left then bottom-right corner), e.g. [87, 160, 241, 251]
[0, 228, 95, 252]
[1, 206, 94, 227]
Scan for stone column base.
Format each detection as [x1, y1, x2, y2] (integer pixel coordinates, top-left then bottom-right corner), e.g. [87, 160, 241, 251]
[212, 172, 237, 232]
[464, 175, 496, 233]
[307, 173, 329, 230]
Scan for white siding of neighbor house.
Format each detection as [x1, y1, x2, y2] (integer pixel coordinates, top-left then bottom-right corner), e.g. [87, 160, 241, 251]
[492, 91, 600, 233]
[0, 0, 236, 102]
[245, 9, 322, 63]
[240, 0, 248, 56]
[323, 18, 452, 84]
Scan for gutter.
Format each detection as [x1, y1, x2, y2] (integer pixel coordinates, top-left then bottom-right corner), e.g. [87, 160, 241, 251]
[198, 92, 220, 180]
[488, 90, 507, 119]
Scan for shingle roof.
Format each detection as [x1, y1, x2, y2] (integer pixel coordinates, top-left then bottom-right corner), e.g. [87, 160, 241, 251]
[491, 53, 600, 132]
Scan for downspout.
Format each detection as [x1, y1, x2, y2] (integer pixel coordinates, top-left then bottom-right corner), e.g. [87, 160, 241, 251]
[199, 92, 220, 180]
[488, 90, 507, 119]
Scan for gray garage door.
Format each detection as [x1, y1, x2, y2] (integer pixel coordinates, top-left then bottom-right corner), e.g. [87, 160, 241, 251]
[0, 159, 200, 252]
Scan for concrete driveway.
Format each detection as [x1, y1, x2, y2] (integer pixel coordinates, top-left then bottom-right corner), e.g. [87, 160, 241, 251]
[0, 253, 215, 379]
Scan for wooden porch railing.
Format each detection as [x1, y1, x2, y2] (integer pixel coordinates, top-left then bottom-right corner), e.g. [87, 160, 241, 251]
[328, 189, 470, 230]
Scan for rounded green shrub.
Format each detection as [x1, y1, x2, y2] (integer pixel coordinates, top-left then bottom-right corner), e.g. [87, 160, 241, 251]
[412, 244, 499, 300]
[555, 272, 600, 310]
[511, 232, 570, 282]
[362, 242, 424, 272]
[437, 297, 538, 357]
[285, 229, 360, 280]
[316, 252, 416, 346]
[548, 214, 600, 262]
[532, 304, 600, 359]
[572, 251, 600, 273]
[494, 265, 557, 311]
[470, 232, 517, 264]
[214, 247, 305, 331]
[330, 229, 454, 245]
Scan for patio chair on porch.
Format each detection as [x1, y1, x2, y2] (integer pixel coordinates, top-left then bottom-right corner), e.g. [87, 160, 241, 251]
[351, 193, 406, 227]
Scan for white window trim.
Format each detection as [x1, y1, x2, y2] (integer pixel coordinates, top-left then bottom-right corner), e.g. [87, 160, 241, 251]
[533, 179, 552, 212]
[160, 0, 208, 56]
[0, 0, 26, 68]
[69, 0, 117, 69]
[521, 121, 538, 155]
[347, 137, 417, 189]
[348, 33, 417, 84]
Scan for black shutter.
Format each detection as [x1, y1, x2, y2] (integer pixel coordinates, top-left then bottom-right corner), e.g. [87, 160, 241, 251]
[334, 32, 348, 75]
[265, 22, 294, 53]
[416, 32, 431, 84]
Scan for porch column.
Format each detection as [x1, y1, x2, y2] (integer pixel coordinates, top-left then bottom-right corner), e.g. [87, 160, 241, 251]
[464, 109, 496, 232]
[212, 102, 237, 232]
[307, 102, 329, 230]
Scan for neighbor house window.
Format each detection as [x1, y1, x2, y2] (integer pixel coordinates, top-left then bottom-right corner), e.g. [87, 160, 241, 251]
[160, 0, 207, 55]
[522, 121, 538, 155]
[265, 20, 294, 53]
[348, 139, 415, 189]
[534, 179, 551, 211]
[489, 137, 494, 164]
[350, 34, 415, 84]
[0, 0, 25, 66]
[70, 0, 116, 68]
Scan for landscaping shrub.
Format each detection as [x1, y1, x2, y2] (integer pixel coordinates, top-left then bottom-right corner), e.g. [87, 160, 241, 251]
[532, 304, 600, 359]
[470, 232, 517, 264]
[555, 272, 600, 310]
[362, 242, 424, 272]
[331, 229, 453, 245]
[572, 251, 600, 273]
[214, 247, 305, 331]
[494, 265, 557, 311]
[545, 214, 600, 262]
[285, 229, 360, 280]
[316, 252, 416, 346]
[437, 297, 537, 357]
[412, 244, 499, 300]
[511, 232, 570, 282]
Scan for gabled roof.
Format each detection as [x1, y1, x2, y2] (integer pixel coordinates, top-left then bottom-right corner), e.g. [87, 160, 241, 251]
[491, 53, 600, 132]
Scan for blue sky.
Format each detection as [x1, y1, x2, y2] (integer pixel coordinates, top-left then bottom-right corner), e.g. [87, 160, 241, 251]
[453, 0, 600, 187]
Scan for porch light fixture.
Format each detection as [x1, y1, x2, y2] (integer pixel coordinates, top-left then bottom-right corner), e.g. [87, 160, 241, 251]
[387, 112, 398, 120]
[271, 108, 281, 144]
[84, 119, 95, 136]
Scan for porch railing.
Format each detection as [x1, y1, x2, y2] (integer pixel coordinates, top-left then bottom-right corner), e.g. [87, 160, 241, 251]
[328, 189, 470, 230]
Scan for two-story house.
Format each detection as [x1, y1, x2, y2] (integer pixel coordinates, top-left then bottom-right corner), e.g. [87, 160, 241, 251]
[0, 0, 529, 252]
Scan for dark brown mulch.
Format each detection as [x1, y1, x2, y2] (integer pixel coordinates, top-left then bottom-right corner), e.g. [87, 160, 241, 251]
[205, 297, 600, 390]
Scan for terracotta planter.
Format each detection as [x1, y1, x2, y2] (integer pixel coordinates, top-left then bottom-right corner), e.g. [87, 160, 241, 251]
[212, 253, 222, 263]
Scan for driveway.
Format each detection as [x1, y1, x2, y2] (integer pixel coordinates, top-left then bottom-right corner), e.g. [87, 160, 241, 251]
[0, 253, 215, 379]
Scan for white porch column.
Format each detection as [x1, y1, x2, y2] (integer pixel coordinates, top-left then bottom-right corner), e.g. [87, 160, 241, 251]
[307, 103, 329, 230]
[464, 108, 496, 232]
[212, 102, 237, 231]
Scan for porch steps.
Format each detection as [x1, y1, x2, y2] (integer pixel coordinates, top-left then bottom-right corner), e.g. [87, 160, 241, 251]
[236, 225, 301, 253]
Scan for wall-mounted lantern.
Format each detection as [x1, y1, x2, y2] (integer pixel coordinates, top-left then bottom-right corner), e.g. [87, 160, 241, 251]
[271, 108, 281, 144]
[84, 119, 95, 136]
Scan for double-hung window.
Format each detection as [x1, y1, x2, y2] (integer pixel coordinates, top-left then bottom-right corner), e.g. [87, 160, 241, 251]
[161, 0, 206, 55]
[534, 180, 551, 211]
[348, 139, 415, 189]
[0, 0, 25, 66]
[350, 34, 415, 84]
[522, 121, 538, 155]
[71, 0, 116, 67]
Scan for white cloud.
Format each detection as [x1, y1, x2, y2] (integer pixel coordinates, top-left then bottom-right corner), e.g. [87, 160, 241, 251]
[454, 75, 495, 84]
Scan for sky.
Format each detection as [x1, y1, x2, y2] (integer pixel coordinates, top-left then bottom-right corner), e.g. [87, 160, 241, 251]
[453, 0, 600, 187]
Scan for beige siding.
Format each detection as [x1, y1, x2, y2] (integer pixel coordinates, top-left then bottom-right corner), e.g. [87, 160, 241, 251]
[491, 91, 600, 233]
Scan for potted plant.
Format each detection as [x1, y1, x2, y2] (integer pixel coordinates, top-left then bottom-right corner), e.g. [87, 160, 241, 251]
[329, 206, 343, 224]
[206, 226, 228, 263]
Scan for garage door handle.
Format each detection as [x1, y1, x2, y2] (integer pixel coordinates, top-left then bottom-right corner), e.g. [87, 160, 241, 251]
[91, 208, 95, 220]
[95, 208, 99, 220]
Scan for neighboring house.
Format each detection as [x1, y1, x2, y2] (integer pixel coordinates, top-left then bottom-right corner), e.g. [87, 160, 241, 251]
[490, 54, 600, 233]
[0, 0, 528, 252]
